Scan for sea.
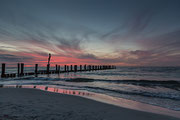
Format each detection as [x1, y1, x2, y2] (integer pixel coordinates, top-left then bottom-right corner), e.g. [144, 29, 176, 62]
[0, 66, 180, 111]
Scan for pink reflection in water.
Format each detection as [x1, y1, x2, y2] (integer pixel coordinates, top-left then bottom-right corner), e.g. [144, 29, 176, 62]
[45, 86, 92, 96]
[0, 85, 93, 97]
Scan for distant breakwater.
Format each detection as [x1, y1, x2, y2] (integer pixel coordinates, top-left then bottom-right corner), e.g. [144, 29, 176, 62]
[1, 63, 116, 78]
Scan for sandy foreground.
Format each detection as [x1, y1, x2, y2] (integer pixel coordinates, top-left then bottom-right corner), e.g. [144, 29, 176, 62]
[0, 88, 179, 120]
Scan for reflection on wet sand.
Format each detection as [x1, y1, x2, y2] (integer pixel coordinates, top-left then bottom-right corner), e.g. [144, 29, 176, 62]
[0, 85, 93, 97]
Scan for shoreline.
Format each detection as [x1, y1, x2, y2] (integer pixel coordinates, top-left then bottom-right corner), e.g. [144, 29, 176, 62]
[1, 84, 180, 118]
[0, 87, 179, 120]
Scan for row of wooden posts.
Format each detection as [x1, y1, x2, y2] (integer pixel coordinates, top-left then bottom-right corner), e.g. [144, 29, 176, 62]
[1, 63, 116, 78]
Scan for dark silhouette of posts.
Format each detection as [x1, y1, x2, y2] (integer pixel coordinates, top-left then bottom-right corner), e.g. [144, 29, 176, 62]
[1, 63, 6, 77]
[74, 65, 77, 72]
[92, 65, 94, 70]
[67, 66, 69, 72]
[47, 53, 51, 74]
[47, 64, 50, 74]
[64, 65, 67, 72]
[80, 65, 82, 71]
[71, 65, 73, 71]
[1, 60, 116, 78]
[48, 53, 51, 65]
[84, 65, 86, 71]
[35, 64, 38, 74]
[58, 65, 60, 73]
[89, 65, 91, 71]
[20, 63, 24, 76]
[95, 66, 97, 70]
[87, 65, 91, 71]
[56, 64, 58, 72]
[84, 64, 86, 71]
[17, 63, 20, 76]
[103, 65, 105, 69]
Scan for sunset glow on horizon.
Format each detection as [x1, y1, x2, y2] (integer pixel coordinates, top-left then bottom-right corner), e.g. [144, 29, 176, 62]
[0, 0, 180, 66]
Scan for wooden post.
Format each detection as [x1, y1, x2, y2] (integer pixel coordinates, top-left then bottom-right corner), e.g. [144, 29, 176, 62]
[35, 64, 38, 74]
[71, 65, 73, 71]
[84, 64, 86, 71]
[95, 66, 97, 70]
[89, 65, 91, 71]
[76, 65, 77, 72]
[56, 64, 58, 71]
[1, 63, 6, 77]
[74, 65, 77, 72]
[80, 65, 82, 71]
[21, 63, 24, 76]
[47, 64, 50, 74]
[92, 65, 94, 70]
[17, 63, 20, 76]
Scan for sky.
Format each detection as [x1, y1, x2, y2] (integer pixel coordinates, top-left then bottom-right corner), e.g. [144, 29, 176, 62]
[0, 0, 180, 66]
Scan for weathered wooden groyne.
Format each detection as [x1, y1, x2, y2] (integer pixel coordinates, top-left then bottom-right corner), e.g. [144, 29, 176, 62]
[1, 63, 116, 78]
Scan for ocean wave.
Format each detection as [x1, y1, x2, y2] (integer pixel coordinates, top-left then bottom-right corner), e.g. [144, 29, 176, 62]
[47, 81, 180, 101]
[13, 77, 68, 81]
[67, 78, 180, 84]
[9, 77, 180, 90]
[65, 78, 95, 82]
[65, 78, 180, 90]
[82, 86, 180, 101]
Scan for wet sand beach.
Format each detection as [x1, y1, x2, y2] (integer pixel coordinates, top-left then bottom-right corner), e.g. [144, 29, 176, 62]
[0, 88, 179, 120]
